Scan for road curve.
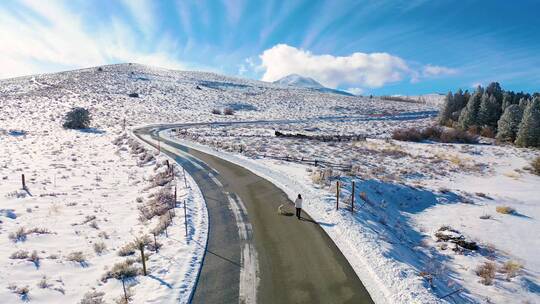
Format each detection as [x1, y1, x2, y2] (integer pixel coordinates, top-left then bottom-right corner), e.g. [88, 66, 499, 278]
[134, 126, 373, 304]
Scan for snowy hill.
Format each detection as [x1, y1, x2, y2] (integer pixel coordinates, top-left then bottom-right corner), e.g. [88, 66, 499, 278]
[273, 74, 354, 96]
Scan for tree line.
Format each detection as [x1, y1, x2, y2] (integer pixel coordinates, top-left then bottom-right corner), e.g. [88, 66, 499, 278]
[438, 82, 540, 147]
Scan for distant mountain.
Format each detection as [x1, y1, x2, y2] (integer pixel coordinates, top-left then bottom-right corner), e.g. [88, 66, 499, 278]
[273, 74, 354, 96]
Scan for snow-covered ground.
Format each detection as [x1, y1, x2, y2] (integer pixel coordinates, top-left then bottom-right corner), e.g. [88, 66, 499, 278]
[167, 125, 539, 303]
[1, 63, 538, 303]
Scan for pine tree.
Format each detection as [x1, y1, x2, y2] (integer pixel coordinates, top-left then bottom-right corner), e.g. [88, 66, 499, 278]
[438, 92, 454, 125]
[501, 92, 515, 111]
[515, 97, 540, 147]
[486, 82, 503, 103]
[496, 104, 522, 142]
[478, 94, 502, 128]
[458, 88, 483, 130]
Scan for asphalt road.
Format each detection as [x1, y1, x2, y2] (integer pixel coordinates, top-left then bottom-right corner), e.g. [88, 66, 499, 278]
[134, 126, 373, 304]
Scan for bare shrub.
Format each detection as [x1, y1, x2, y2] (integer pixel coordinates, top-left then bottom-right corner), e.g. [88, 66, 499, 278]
[151, 214, 173, 236]
[392, 126, 477, 143]
[480, 126, 496, 138]
[37, 276, 51, 289]
[8, 284, 30, 301]
[10, 250, 29, 259]
[476, 261, 497, 285]
[80, 290, 106, 304]
[139, 188, 174, 221]
[67, 251, 87, 266]
[496, 206, 515, 214]
[93, 242, 107, 255]
[89, 221, 99, 230]
[500, 260, 522, 280]
[117, 243, 137, 257]
[531, 156, 540, 176]
[392, 127, 423, 142]
[101, 259, 140, 282]
[28, 250, 40, 268]
[211, 108, 221, 115]
[9, 227, 27, 242]
[223, 107, 235, 115]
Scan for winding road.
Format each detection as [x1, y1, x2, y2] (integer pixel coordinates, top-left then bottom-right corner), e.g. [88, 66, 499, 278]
[134, 125, 374, 304]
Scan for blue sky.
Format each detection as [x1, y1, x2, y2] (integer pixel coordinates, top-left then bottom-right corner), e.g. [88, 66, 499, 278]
[1, 0, 539, 95]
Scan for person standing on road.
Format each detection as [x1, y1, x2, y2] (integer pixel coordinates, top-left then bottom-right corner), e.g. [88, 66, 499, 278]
[294, 194, 303, 219]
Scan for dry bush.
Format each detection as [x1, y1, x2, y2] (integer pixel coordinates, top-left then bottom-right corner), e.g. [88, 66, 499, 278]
[80, 290, 106, 304]
[211, 108, 221, 115]
[37, 276, 51, 289]
[223, 107, 235, 115]
[117, 243, 137, 257]
[8, 284, 30, 301]
[496, 206, 515, 214]
[392, 126, 477, 144]
[151, 214, 173, 236]
[101, 259, 140, 282]
[139, 188, 174, 221]
[532, 156, 540, 176]
[9, 227, 28, 242]
[476, 261, 497, 285]
[392, 127, 423, 142]
[500, 260, 522, 280]
[67, 251, 87, 265]
[28, 250, 40, 267]
[93, 242, 107, 255]
[10, 250, 29, 259]
[89, 221, 99, 230]
[480, 126, 496, 138]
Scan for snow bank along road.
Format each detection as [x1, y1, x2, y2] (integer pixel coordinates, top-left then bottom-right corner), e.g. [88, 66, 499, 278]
[134, 125, 373, 304]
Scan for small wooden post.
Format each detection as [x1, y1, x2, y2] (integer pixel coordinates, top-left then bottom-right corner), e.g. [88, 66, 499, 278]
[165, 225, 168, 238]
[21, 174, 26, 190]
[351, 181, 355, 212]
[183, 200, 188, 238]
[169, 209, 173, 222]
[153, 233, 158, 253]
[139, 243, 147, 276]
[183, 168, 188, 188]
[122, 276, 128, 302]
[174, 186, 177, 207]
[336, 181, 340, 210]
[166, 159, 170, 174]
[157, 133, 161, 153]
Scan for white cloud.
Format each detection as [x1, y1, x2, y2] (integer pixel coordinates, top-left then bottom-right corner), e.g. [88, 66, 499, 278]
[0, 0, 183, 79]
[422, 64, 458, 77]
[258, 44, 458, 90]
[120, 0, 156, 36]
[259, 44, 410, 89]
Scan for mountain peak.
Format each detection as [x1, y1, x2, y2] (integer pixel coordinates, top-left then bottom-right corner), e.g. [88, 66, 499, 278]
[273, 74, 354, 96]
[273, 74, 324, 89]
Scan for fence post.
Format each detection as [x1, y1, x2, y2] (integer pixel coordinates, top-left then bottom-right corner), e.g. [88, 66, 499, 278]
[351, 181, 355, 212]
[122, 276, 128, 302]
[183, 200, 188, 239]
[182, 168, 188, 188]
[157, 133, 161, 153]
[153, 233, 158, 253]
[140, 243, 147, 276]
[336, 181, 340, 210]
[21, 174, 26, 190]
[174, 186, 177, 207]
